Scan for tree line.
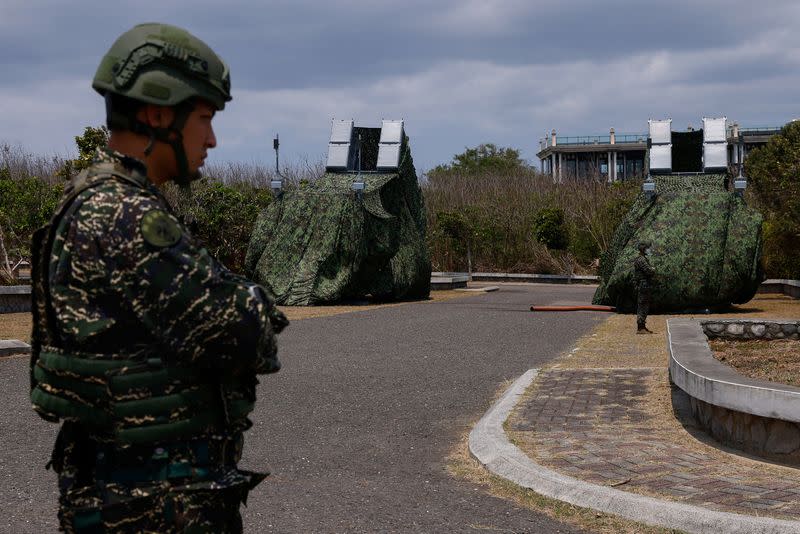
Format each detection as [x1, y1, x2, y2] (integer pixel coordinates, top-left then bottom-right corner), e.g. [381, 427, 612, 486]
[1, 125, 798, 284]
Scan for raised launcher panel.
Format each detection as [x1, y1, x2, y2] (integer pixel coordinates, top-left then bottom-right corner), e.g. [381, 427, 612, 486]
[647, 117, 729, 175]
[325, 119, 355, 171]
[703, 117, 728, 172]
[325, 119, 405, 173]
[648, 119, 672, 174]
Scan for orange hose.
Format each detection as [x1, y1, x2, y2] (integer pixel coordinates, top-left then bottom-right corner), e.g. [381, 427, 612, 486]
[530, 305, 616, 312]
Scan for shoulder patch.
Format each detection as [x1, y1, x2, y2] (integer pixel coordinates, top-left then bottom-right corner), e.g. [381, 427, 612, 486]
[141, 209, 182, 248]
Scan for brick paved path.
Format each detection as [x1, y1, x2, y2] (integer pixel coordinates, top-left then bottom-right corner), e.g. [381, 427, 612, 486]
[509, 368, 800, 521]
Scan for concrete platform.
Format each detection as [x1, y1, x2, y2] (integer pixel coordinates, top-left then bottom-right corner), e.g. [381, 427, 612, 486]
[430, 275, 469, 290]
[0, 340, 31, 357]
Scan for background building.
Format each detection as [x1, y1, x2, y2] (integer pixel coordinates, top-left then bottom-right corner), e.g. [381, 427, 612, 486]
[537, 122, 784, 182]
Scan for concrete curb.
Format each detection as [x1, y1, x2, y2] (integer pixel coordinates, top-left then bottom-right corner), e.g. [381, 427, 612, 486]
[469, 369, 800, 534]
[760, 280, 800, 299]
[0, 285, 32, 314]
[668, 318, 800, 423]
[430, 275, 469, 290]
[455, 286, 500, 293]
[0, 339, 31, 357]
[431, 272, 600, 285]
[0, 286, 31, 295]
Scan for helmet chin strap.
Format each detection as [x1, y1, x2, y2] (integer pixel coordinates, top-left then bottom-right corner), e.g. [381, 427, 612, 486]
[150, 101, 197, 187]
[107, 95, 200, 186]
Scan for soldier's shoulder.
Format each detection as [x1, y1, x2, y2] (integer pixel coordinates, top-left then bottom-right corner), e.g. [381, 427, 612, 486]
[67, 176, 166, 242]
[76, 177, 158, 213]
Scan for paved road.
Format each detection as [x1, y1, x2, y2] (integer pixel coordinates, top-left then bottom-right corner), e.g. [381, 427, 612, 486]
[1, 284, 605, 533]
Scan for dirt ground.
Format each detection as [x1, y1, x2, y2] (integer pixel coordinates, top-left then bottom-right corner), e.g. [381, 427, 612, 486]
[0, 289, 477, 343]
[710, 337, 800, 386]
[549, 293, 800, 370]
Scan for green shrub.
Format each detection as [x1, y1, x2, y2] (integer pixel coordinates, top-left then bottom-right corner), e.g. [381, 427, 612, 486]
[423, 168, 640, 274]
[761, 219, 800, 279]
[568, 225, 599, 264]
[0, 168, 63, 264]
[745, 120, 800, 278]
[533, 207, 568, 250]
[428, 143, 530, 178]
[58, 126, 109, 179]
[165, 178, 273, 273]
[2, 132, 646, 280]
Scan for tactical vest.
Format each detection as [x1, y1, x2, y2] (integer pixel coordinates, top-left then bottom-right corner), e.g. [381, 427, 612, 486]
[30, 165, 254, 445]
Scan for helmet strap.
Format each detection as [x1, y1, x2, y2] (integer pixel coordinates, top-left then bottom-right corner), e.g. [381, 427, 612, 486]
[143, 130, 156, 156]
[109, 98, 199, 186]
[161, 101, 196, 186]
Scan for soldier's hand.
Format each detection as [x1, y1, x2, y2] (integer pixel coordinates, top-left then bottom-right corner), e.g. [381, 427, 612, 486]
[268, 307, 289, 334]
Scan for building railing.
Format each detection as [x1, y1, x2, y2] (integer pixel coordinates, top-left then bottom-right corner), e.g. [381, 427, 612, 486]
[556, 135, 609, 145]
[735, 126, 783, 136]
[615, 134, 648, 143]
[540, 133, 646, 149]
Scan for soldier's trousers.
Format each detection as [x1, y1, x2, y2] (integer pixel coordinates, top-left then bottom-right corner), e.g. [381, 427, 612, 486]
[637, 283, 651, 329]
[59, 485, 245, 533]
[52, 424, 254, 533]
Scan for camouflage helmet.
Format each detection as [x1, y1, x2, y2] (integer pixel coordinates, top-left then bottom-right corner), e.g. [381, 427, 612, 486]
[93, 23, 230, 184]
[637, 240, 652, 252]
[92, 22, 231, 110]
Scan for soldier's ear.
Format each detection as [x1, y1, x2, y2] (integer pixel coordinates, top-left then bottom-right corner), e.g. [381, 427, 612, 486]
[138, 104, 175, 129]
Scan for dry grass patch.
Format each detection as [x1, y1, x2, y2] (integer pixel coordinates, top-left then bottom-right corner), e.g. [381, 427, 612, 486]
[710, 338, 800, 386]
[0, 312, 31, 342]
[0, 289, 479, 341]
[553, 295, 800, 370]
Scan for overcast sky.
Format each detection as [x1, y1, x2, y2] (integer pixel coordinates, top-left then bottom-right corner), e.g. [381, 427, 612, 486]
[2, 0, 798, 173]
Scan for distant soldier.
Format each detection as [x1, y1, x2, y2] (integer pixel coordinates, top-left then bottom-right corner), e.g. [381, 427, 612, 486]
[634, 241, 655, 334]
[30, 23, 287, 532]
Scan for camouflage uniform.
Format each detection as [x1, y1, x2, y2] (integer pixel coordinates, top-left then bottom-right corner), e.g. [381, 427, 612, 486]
[633, 253, 655, 330]
[30, 147, 287, 533]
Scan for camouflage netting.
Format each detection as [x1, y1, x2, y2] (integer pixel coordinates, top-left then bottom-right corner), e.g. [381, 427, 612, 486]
[592, 174, 763, 312]
[245, 132, 431, 305]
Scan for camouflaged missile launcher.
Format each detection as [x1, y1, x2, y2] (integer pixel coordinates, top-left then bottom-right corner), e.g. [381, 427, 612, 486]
[592, 174, 764, 312]
[245, 129, 431, 305]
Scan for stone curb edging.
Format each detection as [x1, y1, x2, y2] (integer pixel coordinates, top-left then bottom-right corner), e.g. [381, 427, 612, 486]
[430, 275, 469, 290]
[668, 319, 800, 423]
[432, 272, 600, 284]
[471, 273, 600, 284]
[0, 286, 31, 295]
[455, 286, 500, 293]
[0, 340, 31, 357]
[704, 318, 800, 340]
[0, 285, 31, 313]
[668, 318, 800, 461]
[468, 369, 800, 534]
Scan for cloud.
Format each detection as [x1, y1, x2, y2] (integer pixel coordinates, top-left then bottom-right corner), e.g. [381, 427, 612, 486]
[422, 0, 537, 35]
[0, 78, 103, 157]
[1, 0, 798, 171]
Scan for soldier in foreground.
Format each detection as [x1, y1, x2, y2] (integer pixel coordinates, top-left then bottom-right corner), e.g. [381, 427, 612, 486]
[29, 23, 287, 532]
[634, 241, 655, 334]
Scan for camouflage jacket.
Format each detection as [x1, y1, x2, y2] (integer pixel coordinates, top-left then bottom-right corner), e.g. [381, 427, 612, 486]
[633, 254, 655, 286]
[37, 147, 285, 371]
